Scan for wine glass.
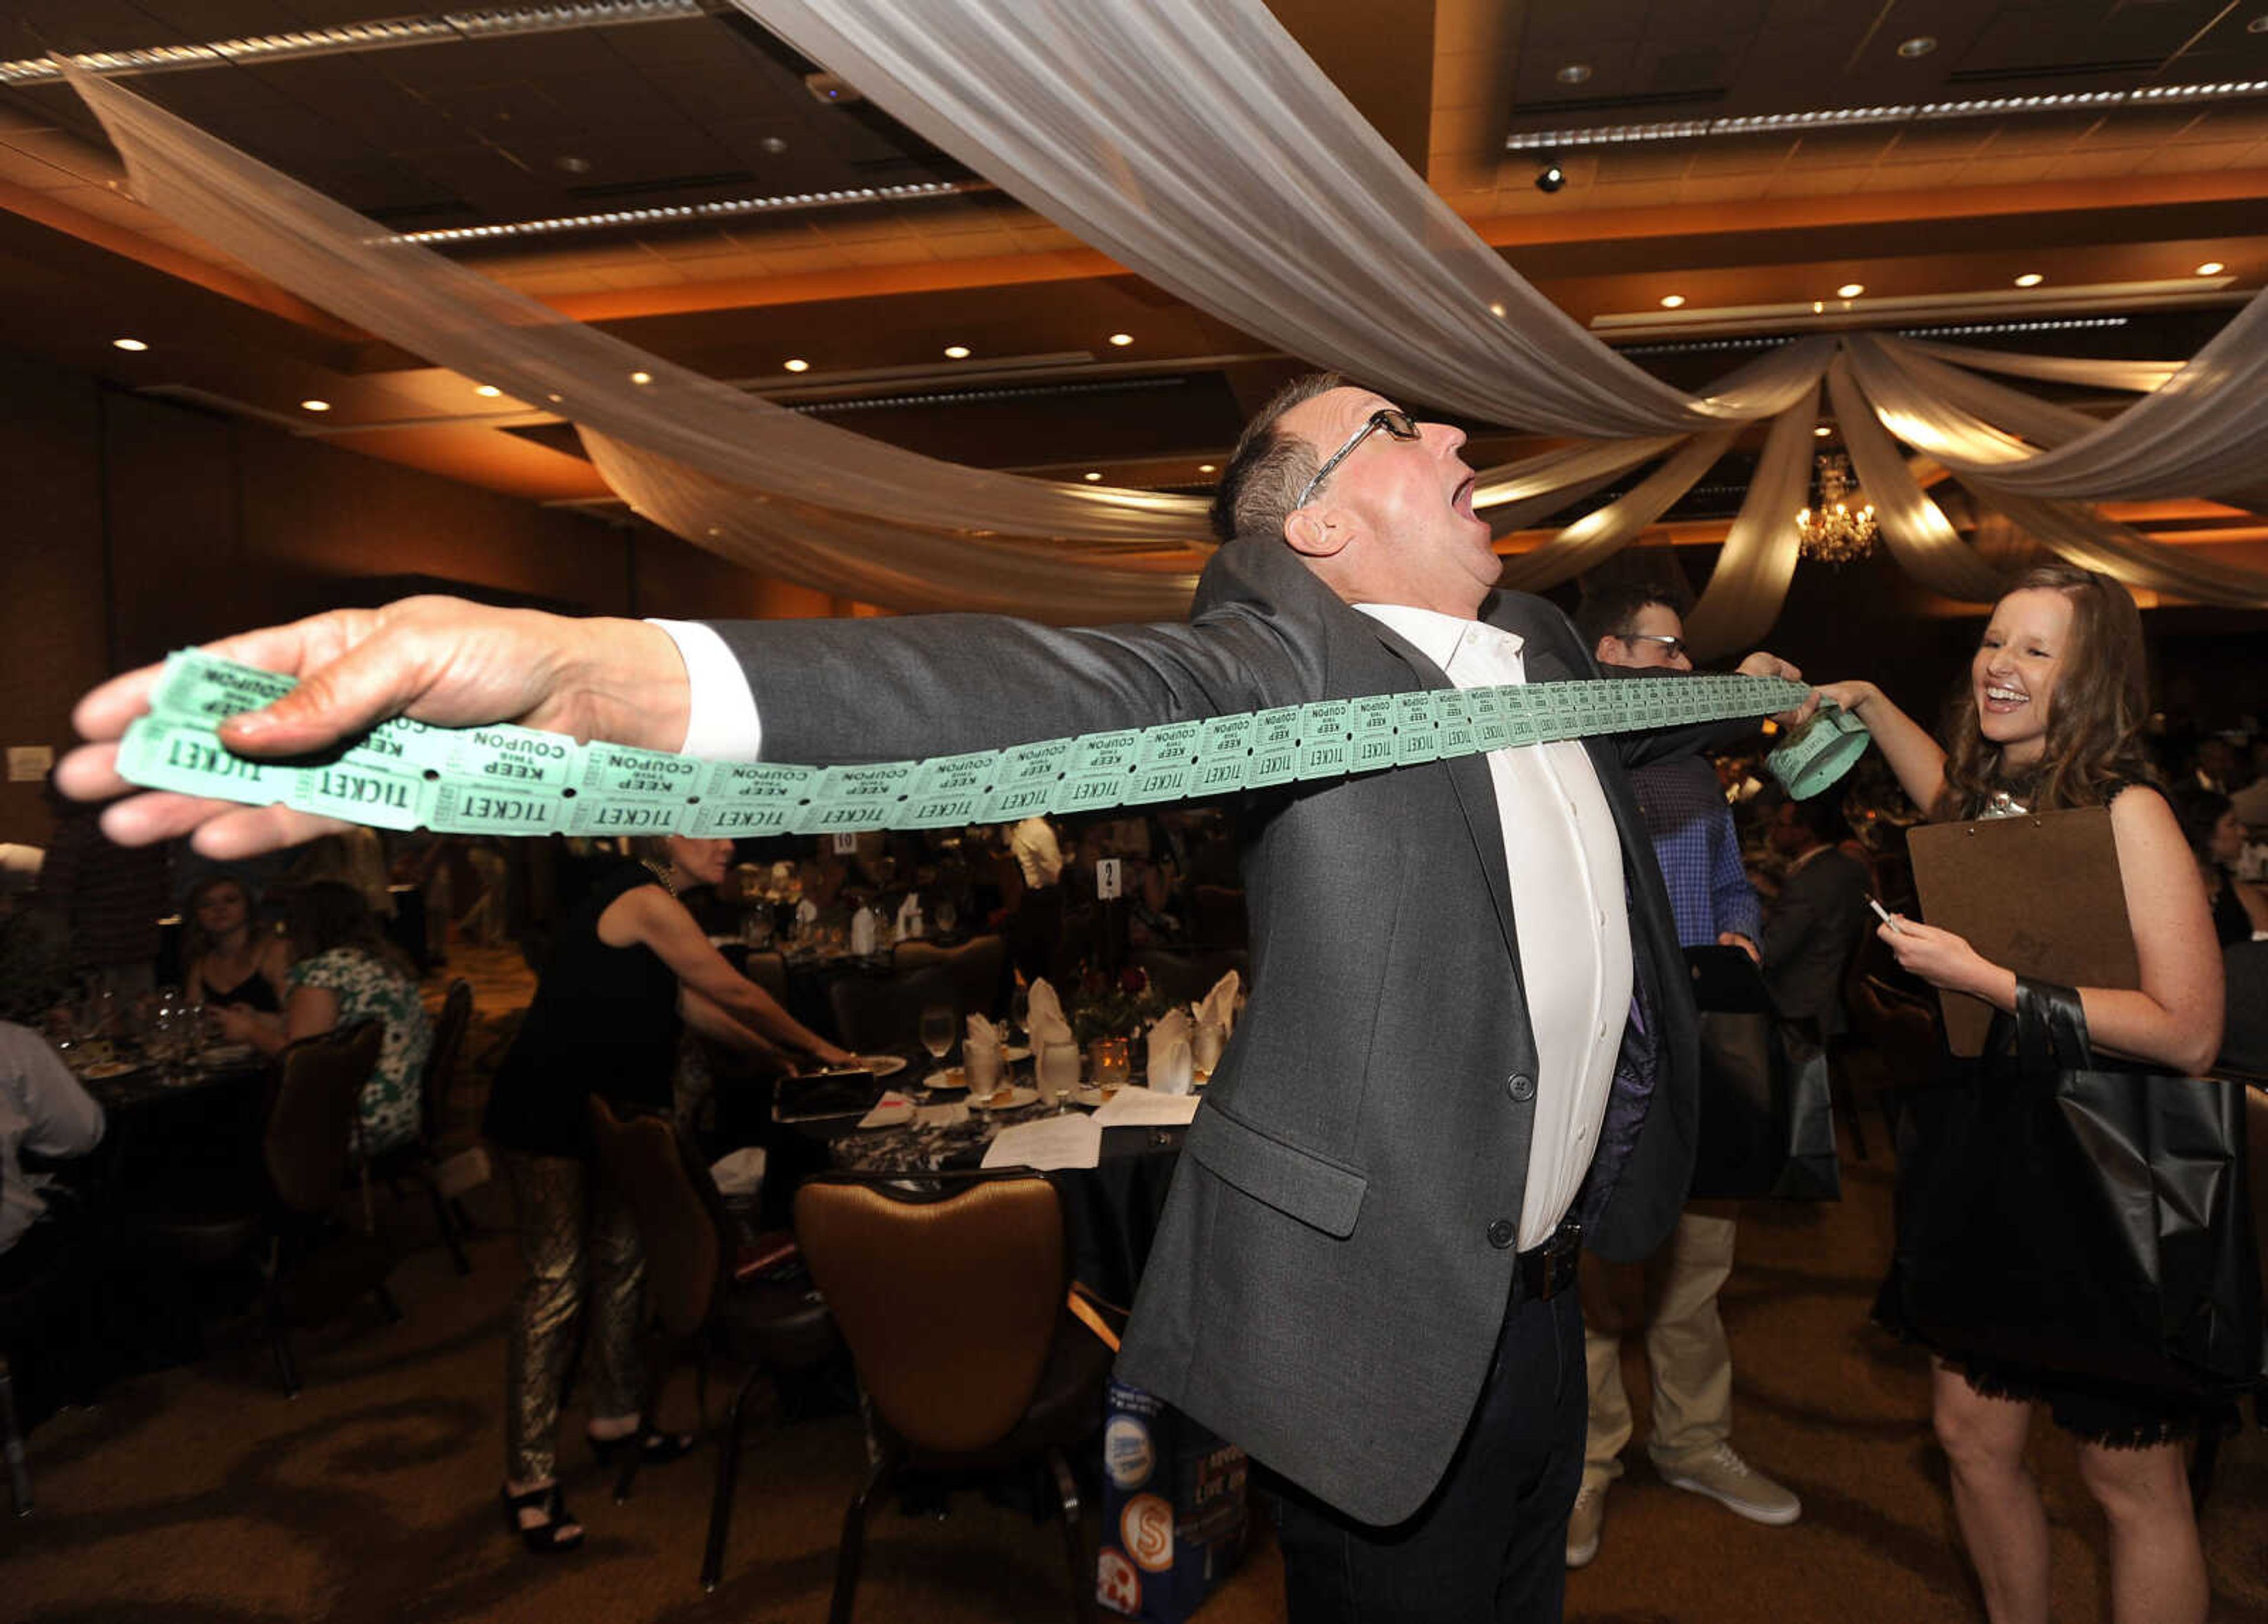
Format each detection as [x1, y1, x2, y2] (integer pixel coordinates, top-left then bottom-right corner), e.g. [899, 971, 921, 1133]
[1037, 1039, 1080, 1112]
[933, 898, 958, 940]
[917, 1004, 956, 1086]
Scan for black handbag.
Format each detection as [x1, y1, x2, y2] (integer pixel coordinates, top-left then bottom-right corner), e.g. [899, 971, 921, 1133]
[1684, 947, 1841, 1202]
[1883, 976, 2266, 1395]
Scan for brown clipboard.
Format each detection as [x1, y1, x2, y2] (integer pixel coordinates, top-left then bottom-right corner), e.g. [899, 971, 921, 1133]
[1905, 807, 2140, 1056]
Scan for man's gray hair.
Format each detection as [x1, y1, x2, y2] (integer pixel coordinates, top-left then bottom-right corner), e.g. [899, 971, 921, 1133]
[1207, 371, 1344, 543]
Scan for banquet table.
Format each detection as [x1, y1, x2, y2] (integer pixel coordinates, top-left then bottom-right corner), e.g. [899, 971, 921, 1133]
[811, 1073, 1190, 1309]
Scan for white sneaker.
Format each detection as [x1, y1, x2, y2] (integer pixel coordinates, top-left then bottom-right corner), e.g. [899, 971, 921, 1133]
[1656, 1444, 1801, 1527]
[1565, 1482, 1607, 1568]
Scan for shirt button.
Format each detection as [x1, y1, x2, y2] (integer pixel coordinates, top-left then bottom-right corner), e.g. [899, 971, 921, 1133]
[1487, 1218, 1516, 1250]
[1506, 1071, 1536, 1103]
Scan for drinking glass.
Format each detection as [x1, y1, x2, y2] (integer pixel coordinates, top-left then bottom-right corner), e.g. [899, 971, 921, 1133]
[1037, 1039, 1080, 1110]
[918, 1005, 956, 1080]
[1090, 1036, 1132, 1100]
[933, 898, 958, 939]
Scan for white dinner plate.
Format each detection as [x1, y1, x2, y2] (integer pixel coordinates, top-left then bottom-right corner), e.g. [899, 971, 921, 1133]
[921, 1069, 970, 1093]
[969, 1085, 1039, 1110]
[859, 1055, 908, 1078]
[1070, 1085, 1125, 1108]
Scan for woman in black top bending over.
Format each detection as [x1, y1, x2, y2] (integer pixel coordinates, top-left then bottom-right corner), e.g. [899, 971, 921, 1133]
[1817, 565, 2223, 1624]
[484, 833, 853, 1554]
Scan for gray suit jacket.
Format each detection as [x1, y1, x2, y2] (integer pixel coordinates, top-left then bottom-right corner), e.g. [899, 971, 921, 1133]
[714, 536, 1707, 1525]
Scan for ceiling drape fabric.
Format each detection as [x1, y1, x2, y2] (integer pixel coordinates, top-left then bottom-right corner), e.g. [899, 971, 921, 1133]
[1825, 356, 2009, 604]
[1954, 481, 2268, 608]
[731, 0, 1824, 435]
[1683, 383, 1824, 658]
[1899, 340, 2181, 393]
[63, 63, 1209, 551]
[1498, 432, 1739, 591]
[579, 430, 1203, 620]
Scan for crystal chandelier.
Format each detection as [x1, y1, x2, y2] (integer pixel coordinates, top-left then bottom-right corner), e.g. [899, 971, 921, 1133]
[1795, 451, 1878, 566]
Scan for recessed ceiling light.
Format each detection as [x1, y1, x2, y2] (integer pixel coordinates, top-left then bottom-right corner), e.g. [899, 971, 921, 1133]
[2013, 273, 2045, 288]
[1658, 294, 1686, 308]
[300, 399, 331, 412]
[1555, 62, 1592, 85]
[111, 337, 148, 352]
[1811, 300, 1826, 314]
[1107, 332, 1134, 347]
[1836, 282, 1866, 298]
[629, 370, 653, 384]
[1083, 471, 1103, 482]
[1896, 35, 1937, 58]
[758, 135, 790, 155]
[943, 344, 971, 359]
[473, 384, 503, 397]
[1814, 425, 1833, 438]
[1198, 463, 1217, 474]
[2195, 261, 2227, 275]
[783, 358, 810, 373]
[554, 155, 591, 175]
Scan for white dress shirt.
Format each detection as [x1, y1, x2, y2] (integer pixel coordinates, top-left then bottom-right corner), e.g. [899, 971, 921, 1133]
[1353, 605, 1632, 1249]
[0, 1022, 105, 1254]
[651, 609, 1631, 1248]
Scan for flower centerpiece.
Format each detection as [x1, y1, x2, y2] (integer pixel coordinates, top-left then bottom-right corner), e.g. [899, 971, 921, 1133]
[1070, 965, 1169, 1045]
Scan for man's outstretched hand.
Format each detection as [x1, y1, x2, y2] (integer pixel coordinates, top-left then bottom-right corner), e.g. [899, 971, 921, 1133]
[58, 596, 690, 857]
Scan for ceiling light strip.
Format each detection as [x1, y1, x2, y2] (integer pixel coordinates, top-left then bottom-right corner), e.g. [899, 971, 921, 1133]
[0, 1, 712, 85]
[1617, 316, 2129, 357]
[1505, 80, 2268, 150]
[795, 376, 1192, 415]
[395, 178, 987, 244]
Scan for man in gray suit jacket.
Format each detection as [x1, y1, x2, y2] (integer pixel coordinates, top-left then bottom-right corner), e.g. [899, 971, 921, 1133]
[1761, 794, 1875, 1041]
[61, 373, 1805, 1623]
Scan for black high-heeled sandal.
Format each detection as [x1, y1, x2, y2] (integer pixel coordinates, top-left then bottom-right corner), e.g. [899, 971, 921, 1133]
[586, 1425, 698, 1468]
[501, 1484, 585, 1554]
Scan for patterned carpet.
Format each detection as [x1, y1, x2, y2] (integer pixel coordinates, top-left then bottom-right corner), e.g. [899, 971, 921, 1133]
[4, 960, 2263, 1623]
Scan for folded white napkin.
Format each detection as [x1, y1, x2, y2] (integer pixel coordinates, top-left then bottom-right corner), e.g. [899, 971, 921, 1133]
[964, 1014, 1005, 1093]
[855, 1091, 914, 1129]
[849, 907, 878, 955]
[1026, 977, 1073, 1048]
[796, 897, 819, 924]
[895, 893, 923, 940]
[708, 1146, 768, 1199]
[1197, 968, 1242, 1036]
[1146, 1008, 1194, 1095]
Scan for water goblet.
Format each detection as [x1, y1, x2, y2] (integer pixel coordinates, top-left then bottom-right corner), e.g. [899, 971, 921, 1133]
[918, 1004, 956, 1088]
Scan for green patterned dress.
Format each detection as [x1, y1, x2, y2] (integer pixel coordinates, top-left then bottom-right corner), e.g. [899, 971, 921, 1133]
[289, 947, 432, 1155]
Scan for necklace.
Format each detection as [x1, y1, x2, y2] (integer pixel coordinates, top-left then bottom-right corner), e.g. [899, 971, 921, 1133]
[639, 859, 679, 898]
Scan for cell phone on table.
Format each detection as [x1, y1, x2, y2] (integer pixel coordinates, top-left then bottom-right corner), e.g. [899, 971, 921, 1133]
[1868, 896, 1904, 934]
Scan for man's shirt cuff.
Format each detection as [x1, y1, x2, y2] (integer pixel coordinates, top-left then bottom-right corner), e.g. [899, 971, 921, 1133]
[647, 619, 762, 759]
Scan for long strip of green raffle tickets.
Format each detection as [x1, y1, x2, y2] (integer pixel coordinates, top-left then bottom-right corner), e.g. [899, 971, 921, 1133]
[116, 647, 1811, 840]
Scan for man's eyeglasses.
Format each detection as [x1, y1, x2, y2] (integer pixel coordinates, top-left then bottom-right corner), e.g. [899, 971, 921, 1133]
[1295, 407, 1420, 509]
[1618, 632, 1689, 661]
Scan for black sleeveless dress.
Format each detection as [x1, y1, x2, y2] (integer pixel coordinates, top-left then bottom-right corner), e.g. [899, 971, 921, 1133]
[200, 966, 279, 1013]
[483, 863, 682, 1159]
[1877, 781, 2231, 1446]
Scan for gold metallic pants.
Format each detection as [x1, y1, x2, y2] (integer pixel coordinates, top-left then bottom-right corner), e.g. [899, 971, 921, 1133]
[500, 1149, 647, 1484]
[1579, 1207, 1739, 1489]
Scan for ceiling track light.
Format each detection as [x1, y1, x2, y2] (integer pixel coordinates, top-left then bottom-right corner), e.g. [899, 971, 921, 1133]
[0, 1, 709, 83]
[1504, 79, 2268, 151]
[396, 178, 988, 246]
[1534, 155, 1566, 193]
[1617, 315, 2128, 357]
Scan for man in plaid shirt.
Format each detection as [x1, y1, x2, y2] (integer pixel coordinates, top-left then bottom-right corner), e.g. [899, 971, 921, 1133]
[1560, 586, 1800, 1567]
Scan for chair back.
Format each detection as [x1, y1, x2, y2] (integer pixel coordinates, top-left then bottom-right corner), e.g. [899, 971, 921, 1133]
[890, 934, 1006, 1025]
[417, 978, 474, 1146]
[741, 949, 789, 1005]
[586, 1097, 725, 1338]
[827, 964, 960, 1055]
[265, 1021, 383, 1215]
[793, 1173, 1066, 1453]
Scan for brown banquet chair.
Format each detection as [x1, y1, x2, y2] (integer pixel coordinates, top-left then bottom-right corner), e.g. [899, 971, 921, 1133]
[792, 1170, 1115, 1624]
[585, 1097, 838, 1592]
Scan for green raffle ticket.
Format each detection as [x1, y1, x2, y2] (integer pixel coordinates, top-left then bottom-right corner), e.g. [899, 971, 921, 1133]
[115, 647, 1840, 838]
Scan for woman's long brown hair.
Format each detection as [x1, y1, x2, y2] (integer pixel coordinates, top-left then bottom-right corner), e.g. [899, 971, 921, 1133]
[1935, 563, 2159, 820]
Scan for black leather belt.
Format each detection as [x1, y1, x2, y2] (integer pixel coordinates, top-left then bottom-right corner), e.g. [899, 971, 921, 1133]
[1516, 1219, 1582, 1302]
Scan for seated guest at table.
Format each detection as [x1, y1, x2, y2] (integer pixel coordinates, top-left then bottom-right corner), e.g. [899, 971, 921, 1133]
[0, 1019, 105, 1290]
[181, 874, 290, 1019]
[2168, 785, 2268, 946]
[213, 881, 432, 1158]
[483, 833, 850, 1555]
[1760, 793, 1874, 1040]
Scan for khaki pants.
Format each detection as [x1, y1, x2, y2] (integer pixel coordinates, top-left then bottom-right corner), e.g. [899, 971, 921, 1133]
[1579, 1208, 1737, 1491]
